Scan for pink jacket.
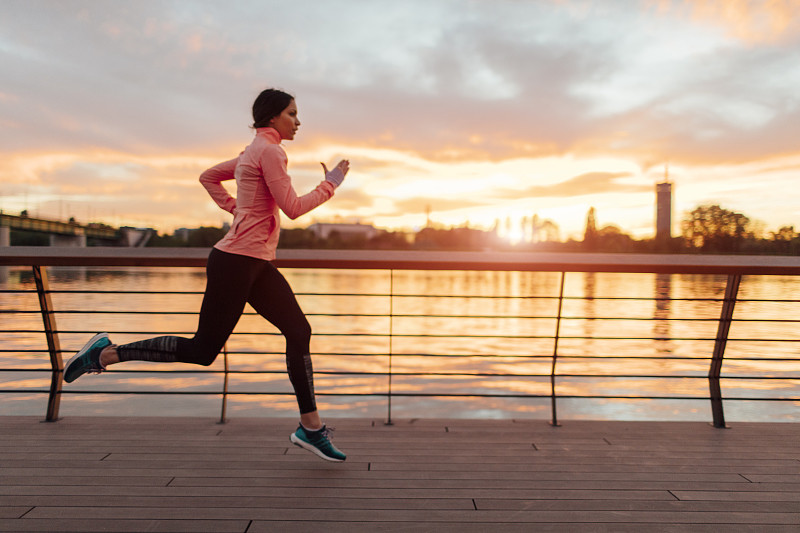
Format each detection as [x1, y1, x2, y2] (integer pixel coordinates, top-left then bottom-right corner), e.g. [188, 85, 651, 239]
[199, 127, 335, 260]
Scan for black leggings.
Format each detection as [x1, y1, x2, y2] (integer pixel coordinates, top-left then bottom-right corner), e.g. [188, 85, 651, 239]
[116, 248, 316, 414]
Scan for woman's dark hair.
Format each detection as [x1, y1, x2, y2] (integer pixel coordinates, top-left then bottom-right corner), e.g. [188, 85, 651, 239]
[252, 88, 294, 128]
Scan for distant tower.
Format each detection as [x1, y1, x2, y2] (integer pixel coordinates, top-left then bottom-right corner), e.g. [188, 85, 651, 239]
[583, 206, 598, 250]
[655, 166, 673, 242]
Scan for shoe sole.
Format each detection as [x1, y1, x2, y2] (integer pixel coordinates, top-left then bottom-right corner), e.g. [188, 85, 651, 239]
[63, 333, 109, 383]
[290, 433, 346, 462]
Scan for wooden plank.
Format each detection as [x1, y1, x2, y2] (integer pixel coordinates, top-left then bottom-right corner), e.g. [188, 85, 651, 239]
[475, 499, 800, 513]
[162, 479, 797, 494]
[672, 491, 800, 502]
[0, 476, 172, 486]
[249, 523, 799, 533]
[0, 453, 112, 462]
[21, 507, 800, 524]
[0, 467, 751, 482]
[743, 475, 800, 483]
[0, 445, 538, 456]
[0, 485, 727, 499]
[0, 519, 249, 532]
[367, 460, 799, 471]
[6, 463, 791, 478]
[18, 445, 784, 464]
[0, 496, 473, 510]
[3, 462, 793, 476]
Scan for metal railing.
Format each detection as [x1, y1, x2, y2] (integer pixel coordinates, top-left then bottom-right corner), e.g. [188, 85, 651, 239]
[1, 247, 799, 427]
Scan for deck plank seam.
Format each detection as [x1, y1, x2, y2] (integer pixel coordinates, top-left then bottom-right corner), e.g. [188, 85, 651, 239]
[16, 508, 34, 519]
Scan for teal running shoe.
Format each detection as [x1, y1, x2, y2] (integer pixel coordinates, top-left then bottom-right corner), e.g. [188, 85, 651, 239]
[64, 333, 111, 383]
[290, 424, 346, 462]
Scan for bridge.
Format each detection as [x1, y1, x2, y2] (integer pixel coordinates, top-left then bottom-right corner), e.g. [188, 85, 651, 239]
[0, 212, 153, 247]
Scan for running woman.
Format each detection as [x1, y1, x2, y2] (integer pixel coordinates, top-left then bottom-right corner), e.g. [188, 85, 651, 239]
[63, 88, 348, 462]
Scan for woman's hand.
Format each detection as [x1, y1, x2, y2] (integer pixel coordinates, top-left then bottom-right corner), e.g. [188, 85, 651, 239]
[321, 159, 349, 189]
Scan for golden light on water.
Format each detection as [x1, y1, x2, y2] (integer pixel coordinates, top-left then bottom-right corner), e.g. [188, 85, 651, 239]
[1, 266, 798, 421]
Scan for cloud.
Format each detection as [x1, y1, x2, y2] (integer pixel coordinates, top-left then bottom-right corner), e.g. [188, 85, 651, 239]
[492, 171, 646, 199]
[3, 0, 798, 165]
[290, 8, 622, 161]
[651, 0, 800, 44]
[322, 187, 375, 211]
[382, 197, 490, 217]
[287, 2, 800, 167]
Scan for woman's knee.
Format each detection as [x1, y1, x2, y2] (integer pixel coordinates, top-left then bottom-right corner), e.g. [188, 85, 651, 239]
[180, 337, 222, 367]
[194, 352, 219, 367]
[283, 318, 312, 344]
[179, 350, 218, 367]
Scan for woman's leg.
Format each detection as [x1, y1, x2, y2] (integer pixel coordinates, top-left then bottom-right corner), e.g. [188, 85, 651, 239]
[246, 263, 318, 422]
[112, 249, 262, 367]
[246, 263, 346, 462]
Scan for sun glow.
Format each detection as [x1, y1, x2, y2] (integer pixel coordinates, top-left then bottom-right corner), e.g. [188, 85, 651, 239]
[505, 225, 525, 245]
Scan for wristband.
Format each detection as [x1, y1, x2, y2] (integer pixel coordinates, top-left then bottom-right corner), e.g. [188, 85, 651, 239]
[325, 168, 345, 189]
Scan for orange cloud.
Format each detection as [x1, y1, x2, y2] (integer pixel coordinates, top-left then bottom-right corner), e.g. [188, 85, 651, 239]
[651, 0, 800, 43]
[509, 171, 645, 198]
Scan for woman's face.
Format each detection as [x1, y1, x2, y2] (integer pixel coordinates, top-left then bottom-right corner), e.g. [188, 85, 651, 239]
[270, 100, 300, 140]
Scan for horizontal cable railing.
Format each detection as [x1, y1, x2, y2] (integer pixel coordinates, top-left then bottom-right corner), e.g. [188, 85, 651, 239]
[1, 247, 799, 426]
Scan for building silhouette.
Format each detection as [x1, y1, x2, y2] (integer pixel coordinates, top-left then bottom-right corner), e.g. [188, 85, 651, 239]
[307, 222, 378, 240]
[655, 167, 672, 243]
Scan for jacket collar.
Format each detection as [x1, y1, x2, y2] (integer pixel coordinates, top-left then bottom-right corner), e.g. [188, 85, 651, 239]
[255, 127, 281, 143]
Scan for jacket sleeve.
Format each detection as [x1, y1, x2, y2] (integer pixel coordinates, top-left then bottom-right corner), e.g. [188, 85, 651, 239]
[260, 145, 334, 220]
[199, 157, 238, 214]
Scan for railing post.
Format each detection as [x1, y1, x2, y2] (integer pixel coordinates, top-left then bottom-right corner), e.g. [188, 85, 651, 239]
[709, 274, 741, 428]
[550, 272, 565, 427]
[386, 270, 394, 425]
[32, 265, 63, 422]
[219, 343, 229, 424]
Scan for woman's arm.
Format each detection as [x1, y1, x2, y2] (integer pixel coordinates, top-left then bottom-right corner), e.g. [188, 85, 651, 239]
[199, 158, 238, 214]
[261, 146, 334, 220]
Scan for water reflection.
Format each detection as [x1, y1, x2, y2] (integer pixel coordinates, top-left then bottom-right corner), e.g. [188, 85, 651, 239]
[1, 267, 798, 421]
[653, 273, 672, 355]
[582, 272, 596, 355]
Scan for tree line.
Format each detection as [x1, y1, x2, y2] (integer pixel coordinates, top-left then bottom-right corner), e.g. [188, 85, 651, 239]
[581, 204, 798, 254]
[146, 204, 799, 255]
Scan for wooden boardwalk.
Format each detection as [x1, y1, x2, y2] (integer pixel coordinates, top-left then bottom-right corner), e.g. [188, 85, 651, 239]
[0, 416, 798, 532]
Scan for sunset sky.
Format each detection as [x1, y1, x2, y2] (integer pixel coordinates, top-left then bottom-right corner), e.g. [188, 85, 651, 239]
[1, 0, 799, 240]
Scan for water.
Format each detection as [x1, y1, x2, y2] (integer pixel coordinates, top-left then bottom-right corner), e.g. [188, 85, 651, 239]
[1, 265, 798, 422]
